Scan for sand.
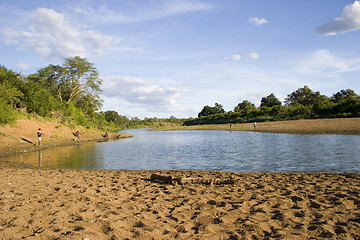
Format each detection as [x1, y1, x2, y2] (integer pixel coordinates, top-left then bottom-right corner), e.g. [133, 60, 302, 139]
[157, 118, 360, 135]
[0, 162, 359, 240]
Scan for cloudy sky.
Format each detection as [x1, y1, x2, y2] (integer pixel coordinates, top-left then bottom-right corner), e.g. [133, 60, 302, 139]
[1, 0, 360, 118]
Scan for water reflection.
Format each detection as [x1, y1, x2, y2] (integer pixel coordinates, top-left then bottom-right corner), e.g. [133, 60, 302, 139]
[38, 151, 42, 167]
[3, 142, 101, 169]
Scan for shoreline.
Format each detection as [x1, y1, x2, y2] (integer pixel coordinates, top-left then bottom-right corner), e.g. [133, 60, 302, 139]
[0, 118, 132, 158]
[153, 118, 360, 135]
[1, 161, 359, 239]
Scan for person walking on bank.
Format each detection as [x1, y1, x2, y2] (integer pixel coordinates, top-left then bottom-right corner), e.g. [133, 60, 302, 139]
[37, 128, 44, 146]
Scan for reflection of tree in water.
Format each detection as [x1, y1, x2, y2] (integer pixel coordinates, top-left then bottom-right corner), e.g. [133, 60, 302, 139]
[46, 143, 100, 169]
[1, 143, 101, 169]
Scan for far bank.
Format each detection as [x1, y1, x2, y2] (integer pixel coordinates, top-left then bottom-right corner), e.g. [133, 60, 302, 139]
[152, 118, 360, 135]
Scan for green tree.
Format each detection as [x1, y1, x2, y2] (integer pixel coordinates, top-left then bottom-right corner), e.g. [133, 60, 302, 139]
[313, 95, 335, 116]
[0, 83, 23, 108]
[198, 103, 225, 117]
[29, 56, 103, 113]
[20, 82, 58, 116]
[260, 93, 282, 108]
[331, 89, 358, 103]
[331, 89, 360, 116]
[0, 66, 24, 108]
[234, 100, 257, 115]
[104, 110, 121, 124]
[285, 85, 321, 106]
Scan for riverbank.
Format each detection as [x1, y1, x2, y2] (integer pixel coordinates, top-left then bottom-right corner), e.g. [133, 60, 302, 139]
[0, 161, 359, 239]
[0, 118, 132, 158]
[154, 118, 360, 134]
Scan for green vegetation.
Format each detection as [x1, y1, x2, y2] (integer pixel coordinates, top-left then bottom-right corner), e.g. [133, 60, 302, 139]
[1, 59, 359, 130]
[184, 86, 360, 126]
[0, 58, 184, 130]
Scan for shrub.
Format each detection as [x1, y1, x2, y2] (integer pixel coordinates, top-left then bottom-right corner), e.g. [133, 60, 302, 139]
[0, 101, 17, 124]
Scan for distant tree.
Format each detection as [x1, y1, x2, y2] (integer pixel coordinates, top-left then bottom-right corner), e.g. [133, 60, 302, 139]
[285, 85, 321, 106]
[260, 93, 282, 108]
[198, 103, 225, 117]
[313, 95, 334, 116]
[234, 100, 257, 114]
[331, 89, 360, 115]
[104, 110, 120, 123]
[331, 89, 358, 103]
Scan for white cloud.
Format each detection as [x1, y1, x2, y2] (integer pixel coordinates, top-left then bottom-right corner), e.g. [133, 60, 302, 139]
[296, 49, 360, 77]
[224, 52, 259, 61]
[18, 62, 29, 70]
[1, 8, 119, 59]
[224, 54, 241, 61]
[75, 0, 213, 24]
[248, 17, 269, 26]
[102, 76, 187, 112]
[315, 1, 360, 35]
[246, 52, 259, 60]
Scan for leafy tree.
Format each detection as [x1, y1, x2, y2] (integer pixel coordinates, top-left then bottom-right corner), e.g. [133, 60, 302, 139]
[234, 100, 257, 114]
[331, 89, 358, 103]
[313, 95, 335, 116]
[20, 82, 58, 116]
[285, 85, 321, 106]
[260, 93, 282, 108]
[29, 56, 103, 113]
[0, 65, 22, 87]
[0, 100, 17, 124]
[198, 103, 225, 117]
[104, 110, 121, 124]
[331, 89, 360, 116]
[0, 66, 24, 108]
[0, 83, 23, 108]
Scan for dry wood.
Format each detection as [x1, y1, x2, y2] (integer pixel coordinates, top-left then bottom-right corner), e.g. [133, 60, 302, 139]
[150, 174, 234, 185]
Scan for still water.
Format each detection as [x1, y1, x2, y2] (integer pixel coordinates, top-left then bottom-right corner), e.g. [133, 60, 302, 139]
[1, 129, 360, 172]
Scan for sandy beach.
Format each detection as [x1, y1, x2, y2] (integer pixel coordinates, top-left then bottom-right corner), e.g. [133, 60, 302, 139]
[0, 161, 359, 239]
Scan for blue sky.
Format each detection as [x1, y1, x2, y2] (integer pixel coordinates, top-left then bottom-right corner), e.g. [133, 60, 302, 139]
[1, 0, 360, 118]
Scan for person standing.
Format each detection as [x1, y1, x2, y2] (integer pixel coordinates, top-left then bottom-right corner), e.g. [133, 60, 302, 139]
[75, 130, 80, 139]
[37, 128, 44, 146]
[254, 122, 257, 129]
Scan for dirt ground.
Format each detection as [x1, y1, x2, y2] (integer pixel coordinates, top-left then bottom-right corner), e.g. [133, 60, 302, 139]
[0, 164, 359, 239]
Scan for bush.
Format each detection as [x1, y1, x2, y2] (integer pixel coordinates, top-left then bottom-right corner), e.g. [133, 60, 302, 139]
[0, 101, 17, 124]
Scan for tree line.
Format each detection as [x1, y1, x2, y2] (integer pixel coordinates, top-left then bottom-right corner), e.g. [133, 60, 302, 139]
[1, 57, 359, 129]
[184, 86, 360, 126]
[0, 57, 183, 129]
